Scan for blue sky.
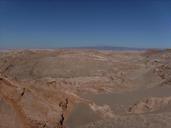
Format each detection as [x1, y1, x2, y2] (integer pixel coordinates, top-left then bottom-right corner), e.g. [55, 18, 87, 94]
[0, 0, 171, 49]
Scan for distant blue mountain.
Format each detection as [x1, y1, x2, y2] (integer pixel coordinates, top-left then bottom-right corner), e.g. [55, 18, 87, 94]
[75, 46, 147, 51]
[0, 46, 148, 51]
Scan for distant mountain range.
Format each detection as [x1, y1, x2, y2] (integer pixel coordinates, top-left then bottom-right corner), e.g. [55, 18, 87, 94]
[74, 46, 147, 51]
[0, 46, 158, 51]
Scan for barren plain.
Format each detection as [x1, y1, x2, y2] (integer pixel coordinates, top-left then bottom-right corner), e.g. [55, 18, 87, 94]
[1, 49, 171, 128]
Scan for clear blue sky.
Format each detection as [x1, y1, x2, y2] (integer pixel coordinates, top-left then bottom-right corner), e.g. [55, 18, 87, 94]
[0, 0, 171, 49]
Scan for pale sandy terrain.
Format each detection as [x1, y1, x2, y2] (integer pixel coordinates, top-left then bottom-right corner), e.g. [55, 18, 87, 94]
[0, 49, 171, 128]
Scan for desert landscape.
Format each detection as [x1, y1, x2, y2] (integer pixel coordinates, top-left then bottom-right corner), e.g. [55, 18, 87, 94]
[0, 48, 171, 128]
